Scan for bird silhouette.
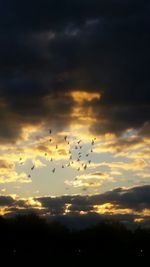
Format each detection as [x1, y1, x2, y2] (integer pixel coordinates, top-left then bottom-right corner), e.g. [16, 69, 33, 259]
[49, 129, 52, 134]
[64, 136, 67, 141]
[88, 160, 91, 164]
[52, 168, 55, 173]
[84, 164, 87, 170]
[31, 165, 35, 170]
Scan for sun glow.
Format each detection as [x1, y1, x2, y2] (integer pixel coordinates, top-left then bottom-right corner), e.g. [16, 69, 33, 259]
[69, 90, 101, 104]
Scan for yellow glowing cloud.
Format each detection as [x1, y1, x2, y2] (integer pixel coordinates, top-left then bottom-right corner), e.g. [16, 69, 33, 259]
[0, 207, 10, 216]
[93, 204, 133, 215]
[0, 171, 31, 184]
[89, 159, 147, 172]
[26, 198, 42, 208]
[65, 179, 102, 188]
[76, 172, 114, 181]
[0, 157, 31, 184]
[134, 218, 144, 223]
[68, 90, 101, 131]
[33, 159, 46, 168]
[138, 209, 150, 217]
[64, 203, 72, 214]
[69, 90, 101, 104]
[18, 123, 45, 143]
[94, 134, 147, 158]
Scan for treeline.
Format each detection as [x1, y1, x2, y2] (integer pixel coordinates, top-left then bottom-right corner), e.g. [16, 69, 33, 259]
[0, 214, 150, 264]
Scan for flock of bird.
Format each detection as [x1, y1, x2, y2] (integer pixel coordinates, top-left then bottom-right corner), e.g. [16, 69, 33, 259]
[19, 129, 96, 179]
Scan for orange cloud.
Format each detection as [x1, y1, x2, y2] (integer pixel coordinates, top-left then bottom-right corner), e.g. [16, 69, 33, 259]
[69, 90, 101, 104]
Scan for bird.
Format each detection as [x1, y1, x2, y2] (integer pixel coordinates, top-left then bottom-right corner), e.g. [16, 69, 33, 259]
[28, 174, 31, 178]
[31, 165, 35, 170]
[86, 153, 89, 157]
[49, 129, 52, 134]
[88, 160, 91, 164]
[84, 164, 87, 170]
[52, 168, 55, 173]
[64, 136, 67, 141]
[49, 138, 52, 142]
[91, 149, 93, 153]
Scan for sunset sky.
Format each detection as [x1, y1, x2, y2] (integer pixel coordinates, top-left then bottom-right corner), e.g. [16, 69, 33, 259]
[0, 0, 150, 226]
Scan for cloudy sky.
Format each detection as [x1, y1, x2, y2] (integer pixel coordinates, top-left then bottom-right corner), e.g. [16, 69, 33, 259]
[0, 0, 150, 225]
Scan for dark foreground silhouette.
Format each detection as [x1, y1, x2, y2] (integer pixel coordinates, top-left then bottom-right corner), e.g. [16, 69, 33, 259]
[0, 214, 149, 265]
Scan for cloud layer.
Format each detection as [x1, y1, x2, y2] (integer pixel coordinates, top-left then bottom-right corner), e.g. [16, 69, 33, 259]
[1, 185, 150, 228]
[0, 0, 150, 142]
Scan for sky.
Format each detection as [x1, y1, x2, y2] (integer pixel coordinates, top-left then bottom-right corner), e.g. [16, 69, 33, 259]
[0, 0, 150, 226]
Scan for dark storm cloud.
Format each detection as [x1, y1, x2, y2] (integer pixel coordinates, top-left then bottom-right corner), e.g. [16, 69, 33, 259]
[1, 185, 150, 215]
[0, 0, 150, 141]
[0, 196, 15, 206]
[37, 195, 93, 215]
[2, 185, 150, 226]
[90, 185, 150, 211]
[36, 185, 150, 214]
